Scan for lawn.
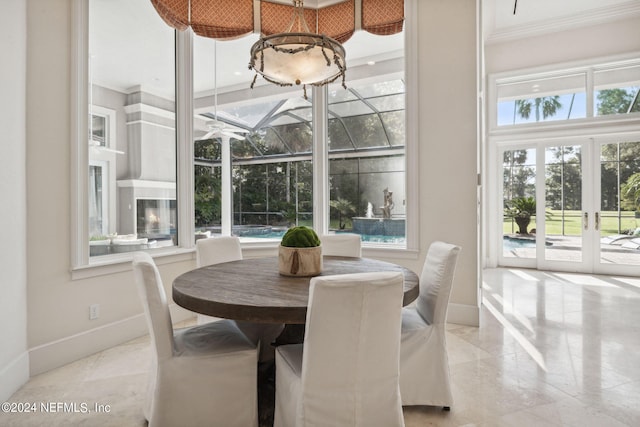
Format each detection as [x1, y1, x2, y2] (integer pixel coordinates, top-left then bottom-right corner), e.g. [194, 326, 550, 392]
[503, 210, 639, 236]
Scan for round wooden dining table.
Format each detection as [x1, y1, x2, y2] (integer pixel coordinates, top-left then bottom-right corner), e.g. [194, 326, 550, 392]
[172, 256, 420, 325]
[174, 256, 419, 427]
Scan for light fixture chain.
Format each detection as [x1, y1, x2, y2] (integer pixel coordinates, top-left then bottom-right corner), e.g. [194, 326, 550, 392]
[284, 0, 311, 34]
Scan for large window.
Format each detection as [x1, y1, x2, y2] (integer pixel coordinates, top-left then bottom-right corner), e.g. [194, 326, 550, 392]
[85, 0, 176, 260]
[76, 0, 413, 268]
[192, 29, 406, 245]
[328, 79, 406, 242]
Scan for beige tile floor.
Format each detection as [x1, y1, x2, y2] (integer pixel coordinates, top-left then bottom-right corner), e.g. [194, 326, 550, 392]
[2, 268, 639, 426]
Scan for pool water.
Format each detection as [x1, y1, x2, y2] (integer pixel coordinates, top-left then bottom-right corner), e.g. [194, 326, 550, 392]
[238, 229, 406, 244]
[503, 236, 552, 251]
[503, 237, 535, 250]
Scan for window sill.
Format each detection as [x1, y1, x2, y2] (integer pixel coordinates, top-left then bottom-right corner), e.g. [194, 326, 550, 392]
[71, 240, 419, 280]
[71, 246, 195, 280]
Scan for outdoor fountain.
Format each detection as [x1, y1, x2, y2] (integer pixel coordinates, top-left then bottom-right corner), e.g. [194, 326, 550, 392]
[366, 202, 373, 219]
[352, 188, 405, 236]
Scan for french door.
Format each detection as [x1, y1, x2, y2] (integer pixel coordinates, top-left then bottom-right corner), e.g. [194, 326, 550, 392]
[500, 136, 640, 275]
[593, 138, 640, 275]
[536, 141, 590, 272]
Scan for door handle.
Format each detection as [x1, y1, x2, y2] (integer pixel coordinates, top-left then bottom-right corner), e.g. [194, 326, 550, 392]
[584, 212, 588, 230]
[595, 212, 599, 231]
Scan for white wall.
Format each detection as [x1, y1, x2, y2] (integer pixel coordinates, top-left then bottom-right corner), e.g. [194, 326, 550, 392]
[25, 0, 194, 376]
[0, 0, 29, 401]
[485, 15, 640, 75]
[417, 0, 480, 324]
[22, 0, 480, 377]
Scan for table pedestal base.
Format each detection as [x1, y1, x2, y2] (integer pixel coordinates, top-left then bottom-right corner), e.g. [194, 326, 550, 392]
[258, 324, 305, 426]
[258, 360, 276, 427]
[273, 323, 305, 346]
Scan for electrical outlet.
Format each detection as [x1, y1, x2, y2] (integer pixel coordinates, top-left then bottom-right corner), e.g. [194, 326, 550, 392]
[89, 304, 100, 320]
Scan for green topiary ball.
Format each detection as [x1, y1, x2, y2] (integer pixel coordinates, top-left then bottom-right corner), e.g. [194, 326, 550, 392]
[281, 226, 321, 248]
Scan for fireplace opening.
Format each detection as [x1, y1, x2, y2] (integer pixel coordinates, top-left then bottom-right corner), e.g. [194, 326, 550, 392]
[136, 199, 177, 243]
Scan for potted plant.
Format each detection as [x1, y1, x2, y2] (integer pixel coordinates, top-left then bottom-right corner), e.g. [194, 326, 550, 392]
[621, 172, 640, 218]
[278, 226, 322, 277]
[505, 196, 536, 235]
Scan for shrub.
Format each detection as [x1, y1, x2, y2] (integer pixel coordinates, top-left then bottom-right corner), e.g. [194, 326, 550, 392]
[281, 226, 320, 248]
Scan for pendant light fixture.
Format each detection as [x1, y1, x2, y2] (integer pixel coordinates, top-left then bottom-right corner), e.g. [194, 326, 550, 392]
[248, 0, 347, 99]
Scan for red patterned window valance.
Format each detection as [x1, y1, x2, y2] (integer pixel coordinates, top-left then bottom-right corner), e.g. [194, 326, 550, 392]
[150, 0, 404, 42]
[362, 0, 404, 36]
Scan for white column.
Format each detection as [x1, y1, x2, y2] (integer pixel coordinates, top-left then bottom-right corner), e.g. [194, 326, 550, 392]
[221, 137, 232, 236]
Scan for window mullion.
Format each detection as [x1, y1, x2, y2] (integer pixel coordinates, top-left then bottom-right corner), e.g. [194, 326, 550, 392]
[586, 68, 594, 119]
[312, 85, 329, 235]
[176, 29, 195, 248]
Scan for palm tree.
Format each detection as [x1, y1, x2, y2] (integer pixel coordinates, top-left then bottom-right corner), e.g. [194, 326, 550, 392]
[516, 96, 562, 122]
[621, 172, 640, 214]
[330, 198, 356, 230]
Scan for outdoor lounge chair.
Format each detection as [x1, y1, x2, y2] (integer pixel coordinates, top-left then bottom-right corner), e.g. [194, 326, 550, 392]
[601, 227, 640, 245]
[621, 238, 640, 250]
[600, 234, 634, 245]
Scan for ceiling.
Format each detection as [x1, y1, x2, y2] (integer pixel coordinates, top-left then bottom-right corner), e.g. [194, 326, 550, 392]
[89, 0, 639, 98]
[485, 0, 639, 41]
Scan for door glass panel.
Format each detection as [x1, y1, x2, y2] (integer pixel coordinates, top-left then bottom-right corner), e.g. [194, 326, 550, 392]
[599, 141, 640, 265]
[502, 148, 536, 258]
[544, 146, 582, 262]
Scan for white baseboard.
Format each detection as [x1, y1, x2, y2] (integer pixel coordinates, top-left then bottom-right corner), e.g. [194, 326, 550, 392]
[0, 351, 30, 401]
[448, 303, 480, 326]
[24, 303, 479, 378]
[29, 304, 194, 376]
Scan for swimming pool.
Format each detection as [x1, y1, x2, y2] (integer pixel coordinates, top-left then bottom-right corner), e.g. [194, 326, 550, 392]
[503, 236, 551, 251]
[503, 236, 535, 250]
[208, 226, 407, 244]
[246, 231, 406, 244]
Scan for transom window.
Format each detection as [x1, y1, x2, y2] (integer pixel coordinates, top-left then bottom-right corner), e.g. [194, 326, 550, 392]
[493, 59, 640, 128]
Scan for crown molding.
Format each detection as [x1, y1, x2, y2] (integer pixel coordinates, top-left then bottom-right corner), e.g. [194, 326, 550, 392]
[485, 1, 640, 44]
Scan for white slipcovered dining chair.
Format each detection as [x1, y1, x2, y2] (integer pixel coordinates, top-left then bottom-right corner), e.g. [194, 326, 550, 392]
[320, 233, 362, 257]
[195, 236, 244, 325]
[274, 272, 405, 427]
[132, 252, 258, 427]
[196, 236, 284, 361]
[399, 241, 461, 410]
